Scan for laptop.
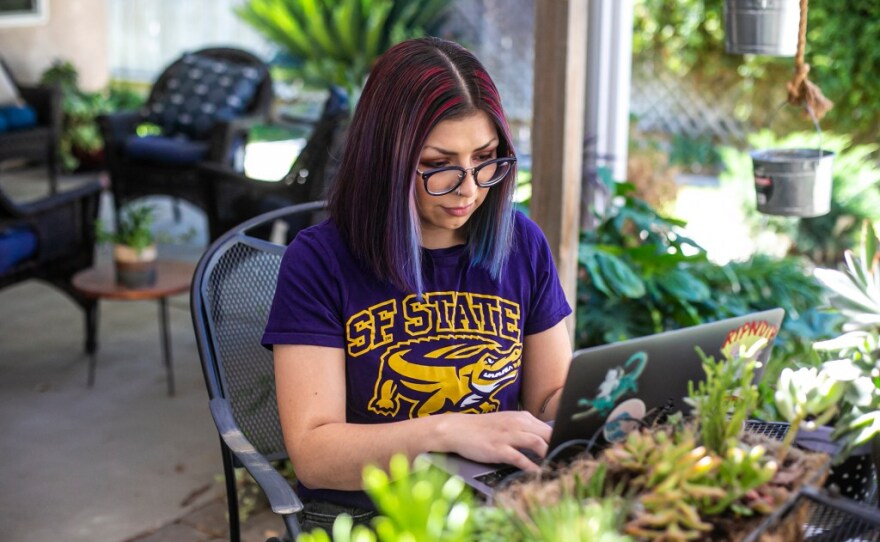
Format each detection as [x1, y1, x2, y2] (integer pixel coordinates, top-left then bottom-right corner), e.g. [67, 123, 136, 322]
[423, 308, 785, 500]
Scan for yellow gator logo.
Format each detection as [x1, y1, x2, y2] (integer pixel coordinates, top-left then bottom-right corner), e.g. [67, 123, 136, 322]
[367, 335, 523, 418]
[346, 292, 522, 358]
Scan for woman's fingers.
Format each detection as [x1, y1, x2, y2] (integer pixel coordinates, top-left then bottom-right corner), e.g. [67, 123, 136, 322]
[450, 411, 553, 468]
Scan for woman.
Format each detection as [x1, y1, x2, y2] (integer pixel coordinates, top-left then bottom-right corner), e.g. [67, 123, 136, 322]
[262, 37, 573, 530]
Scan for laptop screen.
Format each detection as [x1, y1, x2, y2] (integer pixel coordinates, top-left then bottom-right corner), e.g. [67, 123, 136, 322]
[548, 308, 784, 451]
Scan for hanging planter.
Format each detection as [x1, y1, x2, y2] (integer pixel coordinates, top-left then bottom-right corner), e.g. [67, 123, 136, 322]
[746, 0, 836, 218]
[751, 105, 833, 217]
[724, 0, 800, 56]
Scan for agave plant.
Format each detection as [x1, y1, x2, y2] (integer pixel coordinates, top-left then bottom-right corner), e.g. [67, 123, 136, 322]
[813, 220, 880, 460]
[235, 0, 449, 97]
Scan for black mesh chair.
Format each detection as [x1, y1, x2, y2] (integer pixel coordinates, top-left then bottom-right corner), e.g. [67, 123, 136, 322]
[191, 201, 326, 542]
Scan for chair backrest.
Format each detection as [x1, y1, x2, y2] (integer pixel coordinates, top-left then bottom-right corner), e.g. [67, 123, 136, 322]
[279, 86, 350, 204]
[144, 46, 273, 140]
[191, 201, 326, 459]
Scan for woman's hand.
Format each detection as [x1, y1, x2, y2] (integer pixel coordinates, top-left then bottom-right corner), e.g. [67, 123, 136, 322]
[438, 410, 552, 472]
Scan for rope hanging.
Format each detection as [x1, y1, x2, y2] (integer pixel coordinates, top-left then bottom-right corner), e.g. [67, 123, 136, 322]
[786, 0, 833, 119]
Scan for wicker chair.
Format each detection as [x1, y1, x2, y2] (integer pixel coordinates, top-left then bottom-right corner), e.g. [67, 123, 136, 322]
[0, 59, 61, 194]
[98, 47, 273, 240]
[191, 201, 327, 542]
[0, 178, 102, 353]
[200, 86, 348, 238]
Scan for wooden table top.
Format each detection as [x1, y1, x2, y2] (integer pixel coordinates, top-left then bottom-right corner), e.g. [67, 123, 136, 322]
[71, 260, 196, 301]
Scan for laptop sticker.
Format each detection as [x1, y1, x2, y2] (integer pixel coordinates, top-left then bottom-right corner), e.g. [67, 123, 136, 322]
[571, 351, 648, 422]
[720, 320, 780, 368]
[603, 398, 647, 442]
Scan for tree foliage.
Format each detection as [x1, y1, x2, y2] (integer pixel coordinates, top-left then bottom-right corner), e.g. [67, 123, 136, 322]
[633, 0, 880, 144]
[235, 0, 449, 96]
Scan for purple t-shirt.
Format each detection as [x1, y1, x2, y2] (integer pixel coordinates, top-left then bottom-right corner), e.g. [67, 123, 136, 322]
[262, 210, 571, 508]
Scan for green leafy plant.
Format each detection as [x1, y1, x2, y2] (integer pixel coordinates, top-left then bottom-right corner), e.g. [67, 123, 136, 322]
[603, 425, 778, 539]
[235, 0, 449, 97]
[633, 0, 880, 145]
[40, 60, 146, 171]
[576, 181, 705, 346]
[95, 205, 156, 253]
[576, 183, 834, 372]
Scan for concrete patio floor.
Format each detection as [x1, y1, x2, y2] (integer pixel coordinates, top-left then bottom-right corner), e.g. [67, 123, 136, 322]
[0, 169, 284, 541]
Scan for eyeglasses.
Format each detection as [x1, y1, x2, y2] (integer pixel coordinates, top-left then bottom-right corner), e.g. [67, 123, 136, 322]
[417, 156, 517, 196]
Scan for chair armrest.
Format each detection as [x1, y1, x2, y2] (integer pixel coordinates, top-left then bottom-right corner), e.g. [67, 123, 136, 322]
[199, 161, 294, 191]
[275, 111, 320, 129]
[18, 83, 61, 131]
[97, 110, 142, 145]
[209, 398, 303, 516]
[14, 179, 104, 217]
[205, 115, 263, 164]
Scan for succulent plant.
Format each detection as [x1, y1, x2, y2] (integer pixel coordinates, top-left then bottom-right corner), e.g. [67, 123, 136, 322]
[812, 220, 880, 461]
[600, 416, 778, 541]
[516, 497, 633, 542]
[686, 340, 765, 456]
[298, 324, 828, 541]
[773, 366, 845, 461]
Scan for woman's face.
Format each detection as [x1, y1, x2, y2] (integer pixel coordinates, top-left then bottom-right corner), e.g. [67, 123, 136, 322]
[414, 110, 500, 249]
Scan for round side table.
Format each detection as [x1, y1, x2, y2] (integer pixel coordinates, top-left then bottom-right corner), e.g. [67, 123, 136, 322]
[71, 260, 195, 396]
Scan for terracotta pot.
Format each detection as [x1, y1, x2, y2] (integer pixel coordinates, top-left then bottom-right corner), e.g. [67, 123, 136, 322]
[113, 244, 157, 289]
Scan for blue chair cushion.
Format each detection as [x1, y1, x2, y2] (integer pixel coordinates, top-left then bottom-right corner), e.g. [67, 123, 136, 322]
[125, 135, 209, 165]
[0, 114, 7, 134]
[0, 226, 38, 274]
[0, 105, 37, 131]
[142, 53, 262, 140]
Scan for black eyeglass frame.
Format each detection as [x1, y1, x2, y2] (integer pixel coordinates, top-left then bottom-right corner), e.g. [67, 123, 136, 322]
[416, 156, 518, 196]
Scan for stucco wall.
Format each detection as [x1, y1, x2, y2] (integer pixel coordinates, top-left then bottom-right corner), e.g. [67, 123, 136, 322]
[0, 0, 108, 91]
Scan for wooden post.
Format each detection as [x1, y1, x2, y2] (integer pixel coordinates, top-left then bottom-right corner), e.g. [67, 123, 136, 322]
[531, 0, 588, 337]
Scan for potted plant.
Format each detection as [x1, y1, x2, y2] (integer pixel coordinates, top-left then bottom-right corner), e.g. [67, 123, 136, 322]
[40, 60, 145, 172]
[95, 205, 158, 289]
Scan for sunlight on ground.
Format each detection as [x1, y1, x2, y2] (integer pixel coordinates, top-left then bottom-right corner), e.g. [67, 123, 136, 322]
[243, 139, 306, 181]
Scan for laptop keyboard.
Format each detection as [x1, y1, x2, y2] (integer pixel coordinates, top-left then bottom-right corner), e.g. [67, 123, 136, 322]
[475, 465, 522, 488]
[474, 450, 543, 488]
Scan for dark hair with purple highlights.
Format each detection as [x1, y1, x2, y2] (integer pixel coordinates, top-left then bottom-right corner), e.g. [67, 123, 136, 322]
[328, 37, 517, 294]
